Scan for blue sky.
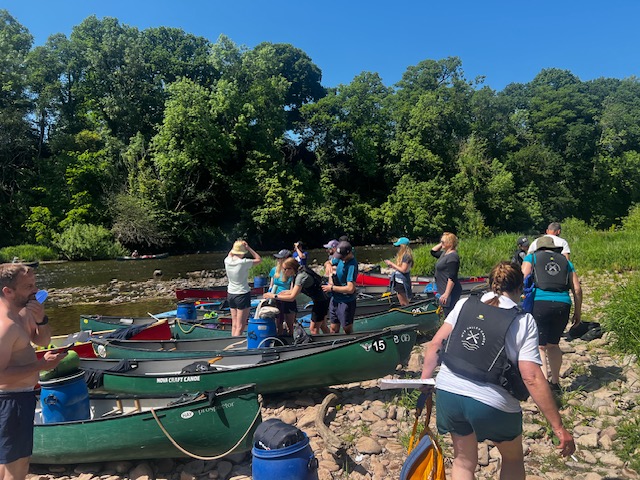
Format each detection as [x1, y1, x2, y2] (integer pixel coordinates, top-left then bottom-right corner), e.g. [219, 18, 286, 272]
[3, 1, 639, 91]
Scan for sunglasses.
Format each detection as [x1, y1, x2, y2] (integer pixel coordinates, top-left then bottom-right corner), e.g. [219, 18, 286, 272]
[283, 267, 295, 271]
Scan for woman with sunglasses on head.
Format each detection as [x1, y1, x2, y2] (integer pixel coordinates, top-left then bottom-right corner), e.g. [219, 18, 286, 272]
[431, 232, 463, 316]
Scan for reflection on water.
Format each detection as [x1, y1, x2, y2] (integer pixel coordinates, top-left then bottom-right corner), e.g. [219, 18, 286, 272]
[47, 299, 177, 336]
[37, 246, 397, 335]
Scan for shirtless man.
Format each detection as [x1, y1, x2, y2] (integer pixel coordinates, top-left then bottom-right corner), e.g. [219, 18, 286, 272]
[0, 264, 65, 480]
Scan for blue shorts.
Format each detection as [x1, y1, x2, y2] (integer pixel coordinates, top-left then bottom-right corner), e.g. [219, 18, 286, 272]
[227, 292, 252, 310]
[0, 390, 36, 463]
[435, 389, 522, 442]
[329, 299, 357, 327]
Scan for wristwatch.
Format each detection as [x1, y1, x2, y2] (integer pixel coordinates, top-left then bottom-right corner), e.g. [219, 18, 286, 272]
[275, 294, 278, 299]
[36, 315, 49, 326]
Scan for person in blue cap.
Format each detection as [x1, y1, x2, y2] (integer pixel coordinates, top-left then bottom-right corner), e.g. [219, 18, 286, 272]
[384, 237, 414, 306]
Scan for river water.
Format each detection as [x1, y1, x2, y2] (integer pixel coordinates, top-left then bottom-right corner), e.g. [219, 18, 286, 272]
[36, 246, 397, 335]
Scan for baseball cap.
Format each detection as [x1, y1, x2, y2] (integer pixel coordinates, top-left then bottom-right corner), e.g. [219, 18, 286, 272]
[333, 241, 353, 259]
[517, 236, 529, 247]
[273, 249, 292, 259]
[323, 239, 339, 249]
[393, 237, 410, 247]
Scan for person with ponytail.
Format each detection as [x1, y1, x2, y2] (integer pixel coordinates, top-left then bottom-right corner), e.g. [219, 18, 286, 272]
[420, 261, 575, 480]
[384, 237, 414, 306]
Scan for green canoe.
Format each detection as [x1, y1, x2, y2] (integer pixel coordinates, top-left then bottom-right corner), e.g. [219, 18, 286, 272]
[81, 325, 418, 395]
[32, 384, 261, 464]
[91, 328, 413, 360]
[80, 315, 234, 339]
[350, 298, 440, 334]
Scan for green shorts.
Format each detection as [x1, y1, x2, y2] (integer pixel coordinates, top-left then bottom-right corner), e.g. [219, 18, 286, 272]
[435, 389, 522, 442]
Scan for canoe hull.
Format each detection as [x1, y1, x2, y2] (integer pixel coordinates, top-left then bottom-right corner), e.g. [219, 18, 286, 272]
[32, 385, 260, 464]
[86, 326, 417, 395]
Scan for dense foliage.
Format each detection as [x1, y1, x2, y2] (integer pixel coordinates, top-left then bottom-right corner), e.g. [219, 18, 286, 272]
[3, 10, 640, 251]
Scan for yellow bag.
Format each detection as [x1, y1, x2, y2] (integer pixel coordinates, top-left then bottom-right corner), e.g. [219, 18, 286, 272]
[400, 393, 446, 480]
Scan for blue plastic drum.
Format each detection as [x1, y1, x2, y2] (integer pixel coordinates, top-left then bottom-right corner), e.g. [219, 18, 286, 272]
[252, 433, 318, 480]
[39, 371, 90, 423]
[247, 317, 277, 349]
[176, 301, 197, 320]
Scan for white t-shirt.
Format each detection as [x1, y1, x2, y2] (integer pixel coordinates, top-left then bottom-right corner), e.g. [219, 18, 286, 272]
[435, 293, 541, 413]
[224, 256, 255, 294]
[527, 234, 570, 255]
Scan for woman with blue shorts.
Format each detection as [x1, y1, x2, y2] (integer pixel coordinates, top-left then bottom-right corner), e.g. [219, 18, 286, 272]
[420, 262, 575, 479]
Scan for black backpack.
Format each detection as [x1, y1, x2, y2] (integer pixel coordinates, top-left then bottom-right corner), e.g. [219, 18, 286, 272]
[253, 418, 305, 450]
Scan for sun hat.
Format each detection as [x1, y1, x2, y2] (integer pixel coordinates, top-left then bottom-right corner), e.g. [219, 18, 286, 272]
[393, 237, 410, 247]
[323, 239, 339, 249]
[273, 249, 292, 259]
[230, 241, 248, 256]
[333, 241, 353, 259]
[517, 236, 529, 247]
[535, 236, 561, 252]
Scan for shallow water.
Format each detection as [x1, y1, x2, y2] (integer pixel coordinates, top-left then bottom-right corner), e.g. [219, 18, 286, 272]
[37, 246, 397, 335]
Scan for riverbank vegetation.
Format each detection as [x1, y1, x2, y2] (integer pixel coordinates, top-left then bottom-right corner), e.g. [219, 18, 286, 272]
[3, 10, 640, 253]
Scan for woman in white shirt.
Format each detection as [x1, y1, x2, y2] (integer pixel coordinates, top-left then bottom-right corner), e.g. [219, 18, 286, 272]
[224, 240, 261, 336]
[421, 261, 575, 479]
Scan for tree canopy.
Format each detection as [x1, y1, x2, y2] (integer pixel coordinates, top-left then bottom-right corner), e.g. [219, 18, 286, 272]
[2, 9, 639, 251]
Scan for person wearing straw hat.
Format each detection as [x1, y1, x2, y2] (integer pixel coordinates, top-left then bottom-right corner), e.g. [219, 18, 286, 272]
[224, 240, 262, 336]
[384, 237, 414, 306]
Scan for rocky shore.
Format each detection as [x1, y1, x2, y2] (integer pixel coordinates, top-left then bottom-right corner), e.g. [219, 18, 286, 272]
[30, 273, 639, 480]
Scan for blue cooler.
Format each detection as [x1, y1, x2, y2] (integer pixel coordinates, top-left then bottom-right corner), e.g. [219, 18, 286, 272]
[39, 371, 90, 423]
[176, 301, 197, 320]
[247, 317, 277, 349]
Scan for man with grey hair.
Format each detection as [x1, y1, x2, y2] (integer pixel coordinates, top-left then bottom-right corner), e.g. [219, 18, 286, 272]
[527, 222, 571, 260]
[0, 263, 65, 480]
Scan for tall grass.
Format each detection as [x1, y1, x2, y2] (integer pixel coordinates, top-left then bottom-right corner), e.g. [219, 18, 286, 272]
[0, 245, 58, 262]
[599, 272, 640, 358]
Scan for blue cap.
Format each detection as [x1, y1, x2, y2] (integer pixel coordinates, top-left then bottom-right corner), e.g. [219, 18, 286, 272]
[393, 237, 410, 246]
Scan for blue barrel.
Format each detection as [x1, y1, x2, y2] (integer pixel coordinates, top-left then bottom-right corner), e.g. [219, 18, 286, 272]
[39, 371, 90, 423]
[252, 433, 318, 480]
[247, 317, 277, 349]
[254, 276, 268, 288]
[177, 301, 196, 320]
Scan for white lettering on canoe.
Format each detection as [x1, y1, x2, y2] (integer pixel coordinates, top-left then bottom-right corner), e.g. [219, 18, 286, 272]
[156, 375, 201, 384]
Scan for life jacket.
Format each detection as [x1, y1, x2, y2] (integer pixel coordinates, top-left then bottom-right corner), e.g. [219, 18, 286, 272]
[441, 295, 519, 386]
[298, 265, 328, 302]
[533, 250, 570, 292]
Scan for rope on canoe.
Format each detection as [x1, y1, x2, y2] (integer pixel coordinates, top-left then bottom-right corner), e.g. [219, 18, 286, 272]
[388, 306, 439, 316]
[175, 319, 198, 335]
[150, 401, 261, 461]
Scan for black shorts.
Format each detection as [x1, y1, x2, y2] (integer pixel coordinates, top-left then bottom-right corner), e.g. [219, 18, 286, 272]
[227, 292, 252, 310]
[310, 298, 330, 324]
[532, 300, 571, 345]
[0, 390, 36, 463]
[329, 299, 357, 327]
[276, 300, 297, 315]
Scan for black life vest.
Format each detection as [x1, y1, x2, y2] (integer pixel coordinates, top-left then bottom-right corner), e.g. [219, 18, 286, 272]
[441, 295, 519, 386]
[532, 250, 569, 292]
[298, 266, 328, 302]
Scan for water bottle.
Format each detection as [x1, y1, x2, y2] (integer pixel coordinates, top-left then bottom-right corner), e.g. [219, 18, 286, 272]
[35, 290, 48, 303]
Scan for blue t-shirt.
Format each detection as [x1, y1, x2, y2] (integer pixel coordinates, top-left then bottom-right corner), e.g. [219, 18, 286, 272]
[269, 266, 293, 294]
[293, 250, 308, 266]
[333, 257, 358, 303]
[524, 253, 575, 305]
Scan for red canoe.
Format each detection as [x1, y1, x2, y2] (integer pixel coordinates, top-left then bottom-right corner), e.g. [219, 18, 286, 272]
[176, 286, 265, 300]
[35, 320, 172, 359]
